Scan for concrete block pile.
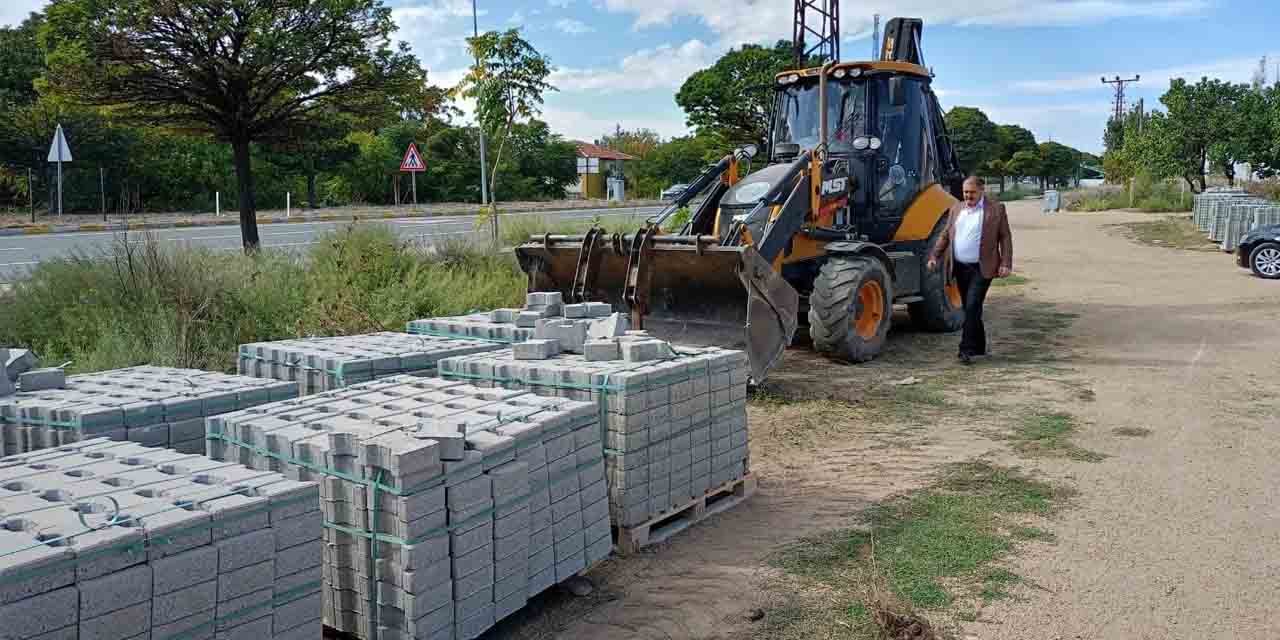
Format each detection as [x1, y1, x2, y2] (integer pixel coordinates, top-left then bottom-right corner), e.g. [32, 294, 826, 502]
[1, 348, 44, 397]
[237, 332, 506, 395]
[0, 437, 322, 640]
[408, 292, 617, 345]
[437, 341, 751, 529]
[1192, 190, 1280, 251]
[0, 366, 297, 457]
[203, 374, 611, 640]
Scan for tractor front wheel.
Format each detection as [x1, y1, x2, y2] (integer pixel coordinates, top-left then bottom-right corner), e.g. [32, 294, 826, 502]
[808, 256, 893, 362]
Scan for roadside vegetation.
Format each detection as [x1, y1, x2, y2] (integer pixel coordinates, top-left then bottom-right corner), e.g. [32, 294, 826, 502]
[1064, 175, 1190, 213]
[0, 226, 524, 373]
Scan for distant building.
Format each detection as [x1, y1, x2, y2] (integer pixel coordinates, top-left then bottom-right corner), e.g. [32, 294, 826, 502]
[569, 142, 635, 199]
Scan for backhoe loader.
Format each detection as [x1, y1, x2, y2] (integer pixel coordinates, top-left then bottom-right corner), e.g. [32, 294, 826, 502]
[515, 17, 966, 382]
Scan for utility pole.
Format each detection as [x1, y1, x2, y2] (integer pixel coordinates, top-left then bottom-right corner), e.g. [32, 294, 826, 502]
[1101, 75, 1140, 123]
[473, 0, 489, 209]
[871, 14, 880, 60]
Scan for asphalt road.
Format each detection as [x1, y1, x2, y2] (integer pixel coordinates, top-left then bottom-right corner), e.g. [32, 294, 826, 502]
[0, 205, 664, 282]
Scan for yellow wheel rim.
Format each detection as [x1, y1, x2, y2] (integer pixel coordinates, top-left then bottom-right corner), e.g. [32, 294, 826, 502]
[945, 280, 962, 308]
[854, 280, 885, 339]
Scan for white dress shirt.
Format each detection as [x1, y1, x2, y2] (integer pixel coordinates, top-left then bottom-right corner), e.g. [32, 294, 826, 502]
[953, 198, 985, 265]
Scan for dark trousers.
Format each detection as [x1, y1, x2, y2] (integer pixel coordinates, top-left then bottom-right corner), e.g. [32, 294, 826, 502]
[953, 261, 992, 356]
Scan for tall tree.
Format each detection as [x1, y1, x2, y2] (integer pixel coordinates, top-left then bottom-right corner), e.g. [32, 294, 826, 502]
[944, 107, 998, 176]
[456, 28, 555, 242]
[1159, 78, 1245, 190]
[992, 124, 1036, 190]
[675, 41, 794, 148]
[1037, 141, 1078, 189]
[43, 0, 427, 250]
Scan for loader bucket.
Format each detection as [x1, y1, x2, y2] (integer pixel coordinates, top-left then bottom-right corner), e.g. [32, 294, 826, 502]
[515, 230, 799, 382]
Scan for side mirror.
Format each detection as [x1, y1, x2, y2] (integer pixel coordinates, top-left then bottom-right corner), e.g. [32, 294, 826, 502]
[889, 77, 906, 107]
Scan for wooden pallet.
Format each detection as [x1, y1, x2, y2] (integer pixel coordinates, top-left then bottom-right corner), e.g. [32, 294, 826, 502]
[615, 473, 757, 554]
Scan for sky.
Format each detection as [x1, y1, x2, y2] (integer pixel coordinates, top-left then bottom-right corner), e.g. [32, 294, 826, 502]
[4, 0, 1279, 153]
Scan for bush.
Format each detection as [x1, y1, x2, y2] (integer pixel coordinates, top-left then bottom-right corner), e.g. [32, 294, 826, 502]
[1244, 180, 1280, 202]
[0, 226, 526, 373]
[996, 186, 1041, 202]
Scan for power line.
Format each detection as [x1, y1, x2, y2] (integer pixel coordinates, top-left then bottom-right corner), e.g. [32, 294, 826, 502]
[1101, 75, 1140, 122]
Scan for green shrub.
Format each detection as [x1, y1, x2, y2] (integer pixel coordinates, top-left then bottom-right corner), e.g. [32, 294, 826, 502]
[1064, 177, 1188, 213]
[0, 226, 526, 373]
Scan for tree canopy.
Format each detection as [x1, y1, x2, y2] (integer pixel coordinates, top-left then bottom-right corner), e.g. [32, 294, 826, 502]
[675, 41, 794, 148]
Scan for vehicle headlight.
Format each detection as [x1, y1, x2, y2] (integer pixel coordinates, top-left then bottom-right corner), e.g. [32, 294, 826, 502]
[869, 137, 882, 150]
[847, 67, 862, 78]
[783, 73, 800, 84]
[852, 136, 870, 151]
[833, 69, 846, 79]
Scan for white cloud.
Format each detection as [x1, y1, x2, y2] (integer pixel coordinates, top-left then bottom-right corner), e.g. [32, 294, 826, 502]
[551, 39, 713, 92]
[1014, 53, 1280, 93]
[548, 0, 573, 7]
[554, 18, 595, 34]
[0, 0, 46, 27]
[598, 0, 1209, 48]
[541, 105, 690, 141]
[391, 1, 484, 67]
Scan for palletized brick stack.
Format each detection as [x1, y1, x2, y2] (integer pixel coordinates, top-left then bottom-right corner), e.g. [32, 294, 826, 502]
[437, 343, 751, 530]
[407, 293, 616, 343]
[0, 366, 297, 456]
[237, 332, 506, 395]
[0, 437, 322, 640]
[203, 375, 611, 640]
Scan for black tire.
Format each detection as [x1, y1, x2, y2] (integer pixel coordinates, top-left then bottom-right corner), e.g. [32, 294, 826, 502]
[808, 256, 893, 363]
[1249, 241, 1280, 279]
[909, 217, 965, 332]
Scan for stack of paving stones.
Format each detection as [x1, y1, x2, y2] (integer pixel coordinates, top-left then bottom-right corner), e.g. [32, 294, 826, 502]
[1193, 188, 1249, 232]
[237, 332, 506, 395]
[0, 366, 297, 457]
[408, 293, 616, 344]
[437, 340, 751, 530]
[0, 437, 322, 640]
[202, 374, 611, 640]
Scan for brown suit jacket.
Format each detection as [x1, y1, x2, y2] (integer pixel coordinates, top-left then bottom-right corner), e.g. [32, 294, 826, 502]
[929, 196, 1013, 280]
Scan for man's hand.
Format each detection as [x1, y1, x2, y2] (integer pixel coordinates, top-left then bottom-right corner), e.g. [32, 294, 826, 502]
[927, 257, 938, 271]
[997, 266, 1011, 278]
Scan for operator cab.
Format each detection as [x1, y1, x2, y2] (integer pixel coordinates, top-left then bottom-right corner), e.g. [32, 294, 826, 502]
[768, 61, 952, 239]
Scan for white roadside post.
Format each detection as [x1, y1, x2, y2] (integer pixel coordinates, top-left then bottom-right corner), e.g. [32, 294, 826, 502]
[47, 123, 73, 219]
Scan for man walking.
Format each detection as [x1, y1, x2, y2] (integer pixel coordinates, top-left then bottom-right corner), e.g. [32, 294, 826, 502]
[926, 176, 1013, 364]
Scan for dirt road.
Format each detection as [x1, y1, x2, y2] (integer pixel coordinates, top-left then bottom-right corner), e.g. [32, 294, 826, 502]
[491, 201, 1280, 640]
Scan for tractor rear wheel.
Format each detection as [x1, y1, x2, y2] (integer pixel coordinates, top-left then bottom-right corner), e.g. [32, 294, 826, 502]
[808, 256, 893, 362]
[909, 217, 965, 332]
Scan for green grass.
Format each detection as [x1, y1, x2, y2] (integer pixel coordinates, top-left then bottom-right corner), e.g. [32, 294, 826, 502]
[768, 461, 1069, 626]
[1114, 218, 1220, 252]
[757, 462, 1070, 638]
[992, 274, 1031, 287]
[994, 186, 1042, 202]
[0, 226, 526, 373]
[1010, 412, 1105, 462]
[1112, 426, 1153, 438]
[979, 568, 1023, 601]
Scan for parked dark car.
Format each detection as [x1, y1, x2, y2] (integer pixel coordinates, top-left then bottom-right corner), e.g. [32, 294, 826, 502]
[1237, 223, 1280, 279]
[660, 183, 689, 201]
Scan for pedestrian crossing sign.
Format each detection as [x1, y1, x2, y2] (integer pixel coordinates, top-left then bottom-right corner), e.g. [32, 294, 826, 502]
[400, 143, 426, 172]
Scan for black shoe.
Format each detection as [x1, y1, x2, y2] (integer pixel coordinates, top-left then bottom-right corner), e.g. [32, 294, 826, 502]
[958, 352, 973, 365]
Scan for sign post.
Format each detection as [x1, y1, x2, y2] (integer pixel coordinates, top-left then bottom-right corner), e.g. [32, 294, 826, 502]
[47, 124, 73, 219]
[400, 142, 426, 208]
